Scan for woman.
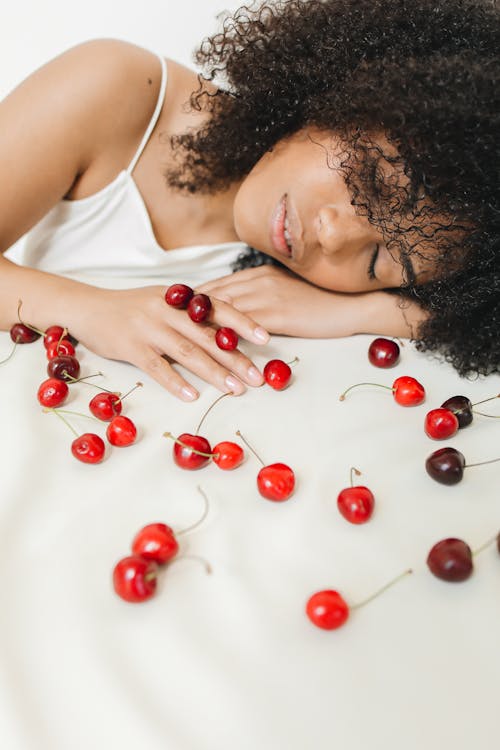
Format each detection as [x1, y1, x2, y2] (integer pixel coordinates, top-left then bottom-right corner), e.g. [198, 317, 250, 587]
[1, 0, 498, 399]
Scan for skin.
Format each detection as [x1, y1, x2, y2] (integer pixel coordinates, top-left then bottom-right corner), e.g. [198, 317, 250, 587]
[0, 40, 426, 400]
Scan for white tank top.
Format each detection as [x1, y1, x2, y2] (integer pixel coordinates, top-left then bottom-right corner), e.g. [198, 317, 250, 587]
[7, 55, 246, 285]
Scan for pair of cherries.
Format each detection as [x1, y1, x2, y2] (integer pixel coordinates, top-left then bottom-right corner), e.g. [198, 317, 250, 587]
[113, 487, 210, 603]
[165, 283, 239, 352]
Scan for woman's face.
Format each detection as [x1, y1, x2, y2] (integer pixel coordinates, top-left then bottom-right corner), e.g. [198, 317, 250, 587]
[233, 128, 430, 292]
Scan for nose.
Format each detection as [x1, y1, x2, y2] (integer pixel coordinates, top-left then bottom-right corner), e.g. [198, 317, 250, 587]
[315, 205, 373, 256]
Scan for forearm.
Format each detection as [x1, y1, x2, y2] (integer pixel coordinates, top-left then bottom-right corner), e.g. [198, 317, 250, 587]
[343, 290, 428, 339]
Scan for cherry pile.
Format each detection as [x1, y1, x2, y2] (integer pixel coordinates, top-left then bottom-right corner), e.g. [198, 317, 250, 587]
[113, 487, 211, 603]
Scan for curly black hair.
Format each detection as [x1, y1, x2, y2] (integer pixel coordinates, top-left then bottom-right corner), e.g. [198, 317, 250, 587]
[166, 0, 500, 377]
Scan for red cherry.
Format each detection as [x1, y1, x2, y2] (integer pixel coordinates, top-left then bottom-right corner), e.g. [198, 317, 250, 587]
[215, 327, 239, 351]
[424, 408, 459, 440]
[391, 376, 425, 406]
[172, 432, 212, 470]
[47, 355, 80, 382]
[71, 433, 106, 464]
[10, 323, 41, 344]
[426, 538, 473, 582]
[37, 377, 69, 408]
[132, 523, 179, 564]
[306, 590, 350, 630]
[165, 283, 194, 309]
[263, 359, 292, 390]
[257, 462, 295, 501]
[46, 338, 76, 360]
[187, 294, 212, 323]
[113, 555, 158, 603]
[43, 325, 67, 349]
[106, 416, 137, 447]
[89, 392, 122, 421]
[337, 486, 375, 524]
[368, 337, 400, 368]
[212, 441, 244, 470]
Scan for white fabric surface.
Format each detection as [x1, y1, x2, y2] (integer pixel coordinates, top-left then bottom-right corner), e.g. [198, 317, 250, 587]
[0, 269, 499, 750]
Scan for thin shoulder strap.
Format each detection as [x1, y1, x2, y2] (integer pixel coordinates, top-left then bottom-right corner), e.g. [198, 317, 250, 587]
[127, 55, 168, 174]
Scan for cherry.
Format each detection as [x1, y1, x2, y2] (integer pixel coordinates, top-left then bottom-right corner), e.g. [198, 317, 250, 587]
[9, 323, 40, 344]
[215, 327, 239, 351]
[424, 408, 459, 440]
[337, 467, 375, 524]
[37, 377, 69, 408]
[340, 375, 425, 406]
[132, 524, 179, 563]
[165, 432, 212, 470]
[106, 415, 137, 447]
[425, 447, 465, 485]
[113, 555, 159, 603]
[131, 486, 210, 564]
[165, 283, 194, 309]
[47, 355, 80, 382]
[46, 338, 76, 360]
[187, 293, 212, 323]
[89, 392, 122, 421]
[236, 430, 295, 501]
[71, 432, 106, 464]
[212, 441, 244, 470]
[306, 568, 412, 631]
[426, 538, 473, 582]
[368, 337, 400, 368]
[440, 395, 473, 428]
[263, 359, 292, 390]
[43, 325, 67, 349]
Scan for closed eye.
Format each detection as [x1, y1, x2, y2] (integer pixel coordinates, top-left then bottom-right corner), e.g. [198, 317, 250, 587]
[367, 244, 379, 280]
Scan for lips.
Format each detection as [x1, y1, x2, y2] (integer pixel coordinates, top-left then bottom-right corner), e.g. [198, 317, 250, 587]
[270, 195, 293, 258]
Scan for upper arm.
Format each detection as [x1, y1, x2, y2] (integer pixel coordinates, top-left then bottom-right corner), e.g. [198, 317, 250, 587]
[0, 39, 162, 253]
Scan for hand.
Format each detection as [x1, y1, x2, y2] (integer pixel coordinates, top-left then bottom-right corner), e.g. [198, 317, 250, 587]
[62, 284, 271, 401]
[198, 265, 359, 338]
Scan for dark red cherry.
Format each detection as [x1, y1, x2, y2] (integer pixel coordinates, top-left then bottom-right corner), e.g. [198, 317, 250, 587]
[425, 447, 465, 485]
[426, 538, 473, 582]
[263, 359, 292, 390]
[187, 294, 212, 323]
[440, 395, 473, 428]
[47, 355, 80, 382]
[424, 408, 459, 440]
[172, 432, 212, 470]
[215, 327, 239, 351]
[10, 323, 41, 344]
[368, 337, 400, 368]
[165, 283, 194, 309]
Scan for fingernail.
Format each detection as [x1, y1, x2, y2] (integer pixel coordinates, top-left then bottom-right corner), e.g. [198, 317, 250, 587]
[247, 366, 264, 385]
[225, 375, 245, 395]
[181, 386, 198, 401]
[253, 327, 270, 343]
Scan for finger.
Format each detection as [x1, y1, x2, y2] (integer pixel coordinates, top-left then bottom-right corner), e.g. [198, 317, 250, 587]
[197, 265, 275, 293]
[136, 348, 201, 401]
[153, 328, 248, 396]
[209, 298, 270, 346]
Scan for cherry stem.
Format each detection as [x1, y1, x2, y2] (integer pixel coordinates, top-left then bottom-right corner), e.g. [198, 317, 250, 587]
[64, 371, 117, 395]
[350, 568, 413, 610]
[16, 299, 44, 336]
[162, 432, 218, 459]
[235, 430, 264, 466]
[286, 356, 300, 367]
[116, 382, 143, 404]
[195, 392, 231, 435]
[0, 341, 18, 365]
[472, 533, 498, 557]
[177, 486, 210, 536]
[471, 409, 500, 419]
[44, 407, 100, 422]
[56, 328, 69, 346]
[472, 393, 500, 407]
[167, 554, 212, 575]
[339, 382, 392, 401]
[350, 467, 362, 487]
[45, 407, 79, 438]
[464, 456, 500, 469]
